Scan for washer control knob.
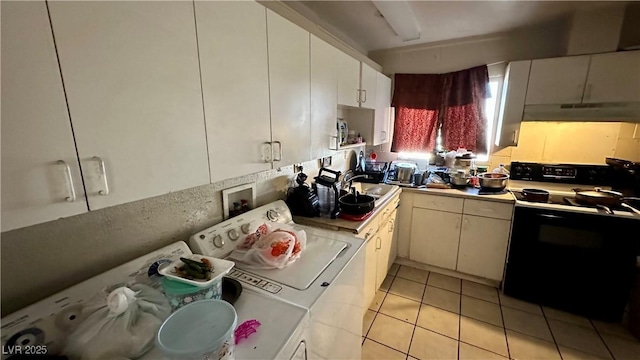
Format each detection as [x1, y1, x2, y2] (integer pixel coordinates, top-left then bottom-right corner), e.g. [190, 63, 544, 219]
[228, 229, 239, 241]
[241, 223, 252, 234]
[267, 209, 280, 221]
[212, 235, 224, 248]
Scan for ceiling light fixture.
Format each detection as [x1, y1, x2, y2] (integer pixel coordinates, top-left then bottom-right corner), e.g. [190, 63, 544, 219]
[372, 0, 421, 42]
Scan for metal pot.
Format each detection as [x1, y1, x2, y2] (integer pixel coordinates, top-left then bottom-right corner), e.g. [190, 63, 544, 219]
[521, 188, 549, 203]
[338, 193, 375, 215]
[450, 173, 469, 187]
[573, 188, 640, 214]
[396, 163, 416, 183]
[478, 173, 509, 190]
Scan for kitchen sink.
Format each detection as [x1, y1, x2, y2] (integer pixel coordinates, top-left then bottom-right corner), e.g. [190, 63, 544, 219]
[350, 182, 396, 206]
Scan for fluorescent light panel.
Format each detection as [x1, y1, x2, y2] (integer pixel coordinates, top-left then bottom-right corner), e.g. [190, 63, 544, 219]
[372, 0, 421, 42]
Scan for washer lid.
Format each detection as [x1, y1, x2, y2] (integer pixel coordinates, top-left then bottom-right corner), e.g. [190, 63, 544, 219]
[237, 233, 348, 290]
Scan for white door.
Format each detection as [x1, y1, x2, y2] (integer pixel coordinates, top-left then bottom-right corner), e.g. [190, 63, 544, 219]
[525, 56, 591, 105]
[360, 63, 378, 109]
[195, 1, 272, 183]
[584, 50, 640, 103]
[310, 35, 338, 160]
[267, 10, 311, 167]
[373, 73, 392, 145]
[1, 1, 87, 231]
[409, 208, 461, 270]
[48, 2, 209, 210]
[457, 215, 511, 281]
[337, 51, 360, 108]
[495, 60, 530, 150]
[363, 235, 378, 314]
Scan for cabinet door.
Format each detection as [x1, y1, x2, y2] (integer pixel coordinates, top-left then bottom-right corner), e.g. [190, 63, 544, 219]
[373, 73, 392, 145]
[495, 60, 530, 150]
[48, 2, 209, 210]
[457, 215, 511, 281]
[584, 51, 640, 103]
[267, 10, 311, 167]
[397, 192, 414, 258]
[410, 208, 461, 270]
[311, 35, 338, 160]
[337, 51, 360, 108]
[1, 1, 87, 231]
[363, 236, 378, 314]
[525, 56, 590, 105]
[360, 63, 378, 109]
[388, 210, 399, 270]
[195, 1, 272, 183]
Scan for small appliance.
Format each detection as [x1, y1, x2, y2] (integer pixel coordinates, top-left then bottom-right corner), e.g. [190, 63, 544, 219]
[313, 168, 342, 219]
[286, 172, 320, 217]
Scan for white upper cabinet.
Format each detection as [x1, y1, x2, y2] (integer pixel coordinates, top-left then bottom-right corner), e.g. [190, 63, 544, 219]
[337, 50, 361, 108]
[584, 51, 640, 103]
[195, 1, 272, 182]
[48, 1, 209, 210]
[1, 1, 87, 231]
[310, 35, 339, 160]
[495, 60, 531, 149]
[373, 73, 392, 145]
[360, 63, 378, 109]
[266, 10, 311, 166]
[525, 56, 591, 105]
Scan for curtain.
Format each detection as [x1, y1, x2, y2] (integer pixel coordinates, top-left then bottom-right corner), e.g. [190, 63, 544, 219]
[390, 74, 442, 152]
[390, 66, 491, 154]
[440, 65, 490, 154]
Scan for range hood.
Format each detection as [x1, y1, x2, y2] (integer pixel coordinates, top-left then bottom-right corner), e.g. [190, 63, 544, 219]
[523, 102, 640, 121]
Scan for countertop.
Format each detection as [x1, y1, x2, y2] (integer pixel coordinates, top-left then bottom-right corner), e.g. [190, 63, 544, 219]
[402, 186, 516, 203]
[293, 186, 402, 234]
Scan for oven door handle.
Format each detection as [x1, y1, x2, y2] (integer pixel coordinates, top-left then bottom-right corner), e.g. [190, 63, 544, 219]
[537, 213, 565, 220]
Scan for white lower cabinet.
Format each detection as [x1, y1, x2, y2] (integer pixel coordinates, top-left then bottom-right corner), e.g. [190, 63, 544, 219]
[457, 215, 511, 280]
[363, 233, 378, 315]
[408, 193, 514, 280]
[376, 210, 397, 288]
[409, 208, 461, 270]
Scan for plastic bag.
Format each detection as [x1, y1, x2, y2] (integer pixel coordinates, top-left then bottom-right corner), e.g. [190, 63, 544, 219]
[64, 283, 171, 360]
[229, 223, 306, 269]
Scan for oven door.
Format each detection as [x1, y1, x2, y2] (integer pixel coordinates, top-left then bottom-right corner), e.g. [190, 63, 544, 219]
[503, 206, 639, 321]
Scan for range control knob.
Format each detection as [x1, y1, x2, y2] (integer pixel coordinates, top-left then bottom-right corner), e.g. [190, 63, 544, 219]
[199, 234, 205, 239]
[228, 229, 239, 241]
[241, 223, 253, 234]
[212, 235, 224, 248]
[267, 209, 280, 221]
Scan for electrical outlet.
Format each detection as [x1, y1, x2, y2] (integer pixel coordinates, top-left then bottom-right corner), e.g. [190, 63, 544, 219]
[321, 156, 332, 167]
[293, 163, 303, 173]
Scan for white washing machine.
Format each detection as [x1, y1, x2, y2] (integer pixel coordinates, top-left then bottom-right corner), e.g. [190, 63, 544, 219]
[189, 200, 366, 360]
[0, 241, 308, 360]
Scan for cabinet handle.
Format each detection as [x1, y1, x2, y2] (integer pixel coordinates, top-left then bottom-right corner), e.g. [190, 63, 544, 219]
[57, 160, 76, 202]
[479, 208, 494, 212]
[381, 131, 387, 141]
[389, 219, 395, 232]
[273, 141, 282, 161]
[356, 89, 361, 104]
[376, 236, 382, 250]
[382, 209, 389, 217]
[584, 84, 592, 101]
[365, 231, 372, 240]
[463, 217, 468, 230]
[262, 142, 272, 163]
[575, 83, 583, 101]
[362, 89, 367, 103]
[93, 156, 109, 196]
[455, 217, 461, 229]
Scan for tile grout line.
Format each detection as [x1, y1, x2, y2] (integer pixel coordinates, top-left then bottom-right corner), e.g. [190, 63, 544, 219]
[406, 270, 431, 360]
[497, 290, 512, 359]
[540, 305, 565, 360]
[365, 274, 395, 338]
[589, 318, 616, 360]
[457, 278, 462, 360]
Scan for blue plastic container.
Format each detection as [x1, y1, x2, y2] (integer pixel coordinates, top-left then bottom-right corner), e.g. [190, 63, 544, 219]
[156, 299, 237, 360]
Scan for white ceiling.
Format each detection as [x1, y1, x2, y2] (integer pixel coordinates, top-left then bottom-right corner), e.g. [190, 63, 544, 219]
[285, 1, 625, 53]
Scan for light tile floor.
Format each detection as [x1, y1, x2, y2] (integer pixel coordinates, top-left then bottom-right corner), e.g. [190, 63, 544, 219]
[362, 263, 640, 360]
